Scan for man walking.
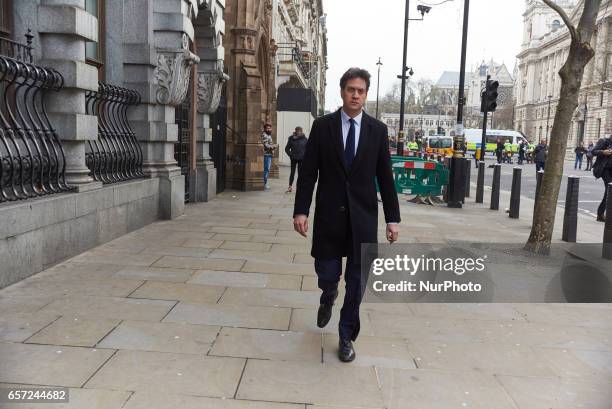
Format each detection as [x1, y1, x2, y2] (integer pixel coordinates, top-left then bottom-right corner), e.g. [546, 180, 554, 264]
[284, 126, 308, 193]
[293, 68, 400, 362]
[586, 141, 595, 171]
[534, 138, 548, 172]
[574, 142, 586, 170]
[593, 134, 612, 222]
[261, 123, 277, 190]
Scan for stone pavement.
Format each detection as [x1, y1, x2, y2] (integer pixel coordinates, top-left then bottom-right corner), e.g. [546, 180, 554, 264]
[1, 167, 611, 409]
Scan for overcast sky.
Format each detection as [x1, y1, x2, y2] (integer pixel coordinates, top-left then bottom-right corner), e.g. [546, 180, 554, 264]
[323, 0, 525, 111]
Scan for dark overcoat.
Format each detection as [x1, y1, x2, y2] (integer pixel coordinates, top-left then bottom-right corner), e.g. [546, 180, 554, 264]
[293, 109, 401, 260]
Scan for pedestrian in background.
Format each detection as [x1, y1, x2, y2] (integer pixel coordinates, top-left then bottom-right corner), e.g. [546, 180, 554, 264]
[495, 138, 504, 164]
[534, 138, 548, 172]
[517, 139, 526, 165]
[586, 141, 595, 171]
[261, 123, 277, 190]
[593, 134, 612, 222]
[284, 126, 308, 193]
[574, 142, 586, 170]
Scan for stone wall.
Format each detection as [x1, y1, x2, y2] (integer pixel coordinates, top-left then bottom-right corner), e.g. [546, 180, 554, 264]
[0, 179, 160, 289]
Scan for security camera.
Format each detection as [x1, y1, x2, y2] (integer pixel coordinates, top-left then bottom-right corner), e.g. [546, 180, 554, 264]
[417, 5, 432, 16]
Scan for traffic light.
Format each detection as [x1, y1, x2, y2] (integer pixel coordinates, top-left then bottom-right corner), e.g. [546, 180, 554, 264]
[481, 79, 499, 113]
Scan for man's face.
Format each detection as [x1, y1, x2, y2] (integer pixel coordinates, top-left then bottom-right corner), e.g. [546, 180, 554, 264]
[264, 125, 272, 134]
[341, 78, 368, 113]
[542, 139, 547, 145]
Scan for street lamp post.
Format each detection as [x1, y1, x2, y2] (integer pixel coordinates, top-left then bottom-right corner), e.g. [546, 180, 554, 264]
[396, 2, 430, 156]
[447, 0, 470, 208]
[375, 57, 383, 120]
[545, 94, 552, 142]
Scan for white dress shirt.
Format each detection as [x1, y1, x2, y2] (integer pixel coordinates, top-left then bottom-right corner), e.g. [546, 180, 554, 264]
[341, 110, 362, 156]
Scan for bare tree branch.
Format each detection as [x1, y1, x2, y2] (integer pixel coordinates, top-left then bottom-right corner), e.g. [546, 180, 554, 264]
[541, 0, 578, 41]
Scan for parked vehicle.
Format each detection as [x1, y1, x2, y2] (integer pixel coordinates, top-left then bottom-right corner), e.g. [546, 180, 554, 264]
[423, 135, 454, 156]
[463, 129, 528, 154]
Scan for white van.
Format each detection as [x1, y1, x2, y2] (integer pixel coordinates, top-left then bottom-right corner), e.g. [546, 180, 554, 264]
[463, 129, 528, 153]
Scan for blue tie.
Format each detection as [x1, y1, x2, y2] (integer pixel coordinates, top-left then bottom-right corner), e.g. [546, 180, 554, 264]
[345, 118, 355, 168]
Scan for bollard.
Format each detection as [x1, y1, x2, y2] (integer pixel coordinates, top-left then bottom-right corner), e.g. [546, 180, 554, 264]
[509, 167, 522, 219]
[562, 176, 579, 243]
[463, 159, 471, 199]
[476, 161, 485, 204]
[490, 164, 501, 210]
[603, 183, 612, 260]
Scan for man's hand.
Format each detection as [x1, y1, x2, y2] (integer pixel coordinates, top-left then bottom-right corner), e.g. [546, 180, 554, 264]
[293, 214, 308, 237]
[386, 223, 400, 243]
[604, 149, 612, 156]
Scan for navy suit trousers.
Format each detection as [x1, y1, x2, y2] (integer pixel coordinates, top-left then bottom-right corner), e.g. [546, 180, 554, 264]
[315, 257, 364, 342]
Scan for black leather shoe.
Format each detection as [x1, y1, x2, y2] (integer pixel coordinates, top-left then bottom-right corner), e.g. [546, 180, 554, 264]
[597, 214, 606, 222]
[338, 339, 356, 362]
[317, 291, 338, 328]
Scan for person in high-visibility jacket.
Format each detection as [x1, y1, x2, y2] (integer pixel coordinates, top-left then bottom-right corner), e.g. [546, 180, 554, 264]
[503, 141, 513, 164]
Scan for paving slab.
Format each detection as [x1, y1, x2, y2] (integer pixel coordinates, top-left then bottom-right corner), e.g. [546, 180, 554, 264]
[211, 233, 253, 242]
[97, 321, 220, 354]
[209, 227, 278, 236]
[181, 238, 224, 249]
[140, 245, 213, 258]
[36, 262, 125, 281]
[271, 244, 312, 255]
[242, 261, 315, 276]
[123, 392, 305, 409]
[376, 367, 519, 409]
[68, 251, 161, 267]
[40, 296, 175, 322]
[189, 270, 301, 290]
[408, 303, 527, 322]
[0, 312, 60, 342]
[367, 311, 481, 342]
[289, 308, 375, 337]
[0, 295, 55, 315]
[411, 340, 556, 377]
[236, 359, 384, 407]
[533, 347, 612, 380]
[25, 316, 120, 347]
[252, 235, 308, 245]
[209, 327, 321, 362]
[129, 281, 224, 304]
[512, 303, 612, 328]
[293, 253, 314, 264]
[219, 241, 272, 252]
[0, 342, 114, 387]
[466, 319, 612, 351]
[209, 249, 294, 263]
[219, 288, 320, 309]
[1, 276, 145, 298]
[112, 266, 194, 283]
[496, 374, 612, 409]
[153, 256, 245, 271]
[323, 334, 416, 369]
[163, 302, 291, 330]
[85, 350, 245, 398]
[0, 385, 131, 409]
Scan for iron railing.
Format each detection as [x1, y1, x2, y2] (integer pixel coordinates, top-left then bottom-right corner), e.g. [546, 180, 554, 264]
[0, 33, 71, 202]
[85, 82, 143, 183]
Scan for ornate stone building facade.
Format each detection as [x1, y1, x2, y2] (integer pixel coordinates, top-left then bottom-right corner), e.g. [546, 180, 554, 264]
[1, 0, 226, 287]
[223, 0, 276, 190]
[273, 0, 327, 166]
[514, 0, 612, 147]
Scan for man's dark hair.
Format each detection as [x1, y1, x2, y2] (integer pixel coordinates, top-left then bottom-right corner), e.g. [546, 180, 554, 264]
[340, 67, 371, 91]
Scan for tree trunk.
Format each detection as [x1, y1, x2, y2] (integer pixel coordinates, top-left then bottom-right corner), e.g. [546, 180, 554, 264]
[525, 0, 601, 254]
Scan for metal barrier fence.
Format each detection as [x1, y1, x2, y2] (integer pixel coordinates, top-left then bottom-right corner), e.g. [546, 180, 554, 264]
[85, 82, 143, 183]
[0, 33, 71, 202]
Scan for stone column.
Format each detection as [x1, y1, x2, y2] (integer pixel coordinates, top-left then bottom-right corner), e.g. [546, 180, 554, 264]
[193, 0, 227, 201]
[37, 0, 100, 191]
[122, 0, 198, 219]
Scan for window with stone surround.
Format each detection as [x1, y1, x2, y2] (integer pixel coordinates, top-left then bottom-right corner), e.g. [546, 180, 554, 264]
[85, 0, 105, 80]
[0, 0, 11, 38]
